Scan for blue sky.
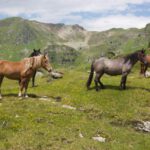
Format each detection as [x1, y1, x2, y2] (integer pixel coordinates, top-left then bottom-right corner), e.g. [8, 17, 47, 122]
[0, 0, 150, 31]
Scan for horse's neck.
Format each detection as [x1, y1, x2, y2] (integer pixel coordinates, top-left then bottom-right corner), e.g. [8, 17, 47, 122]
[32, 56, 42, 69]
[125, 53, 138, 66]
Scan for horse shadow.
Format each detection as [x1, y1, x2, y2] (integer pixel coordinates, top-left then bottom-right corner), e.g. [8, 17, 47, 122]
[87, 85, 150, 92]
[1, 94, 62, 102]
[2, 93, 39, 98]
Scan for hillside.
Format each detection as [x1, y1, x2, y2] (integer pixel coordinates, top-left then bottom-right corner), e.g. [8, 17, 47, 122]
[0, 17, 149, 63]
[0, 68, 150, 150]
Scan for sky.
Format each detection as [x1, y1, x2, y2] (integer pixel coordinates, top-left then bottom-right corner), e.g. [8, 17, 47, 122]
[0, 0, 150, 31]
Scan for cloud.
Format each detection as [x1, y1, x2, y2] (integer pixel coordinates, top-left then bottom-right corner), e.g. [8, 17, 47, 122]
[0, 0, 150, 31]
[81, 14, 150, 31]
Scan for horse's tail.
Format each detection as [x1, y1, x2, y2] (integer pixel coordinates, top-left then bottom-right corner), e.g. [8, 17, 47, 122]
[86, 61, 94, 89]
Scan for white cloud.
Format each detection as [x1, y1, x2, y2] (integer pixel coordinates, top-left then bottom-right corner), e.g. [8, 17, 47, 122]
[0, 0, 150, 31]
[81, 14, 150, 31]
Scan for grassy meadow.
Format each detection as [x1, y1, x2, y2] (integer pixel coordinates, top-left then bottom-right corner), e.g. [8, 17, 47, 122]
[0, 64, 150, 150]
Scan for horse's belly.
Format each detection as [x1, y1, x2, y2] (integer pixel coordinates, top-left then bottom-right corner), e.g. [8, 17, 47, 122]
[5, 73, 21, 80]
[104, 67, 122, 75]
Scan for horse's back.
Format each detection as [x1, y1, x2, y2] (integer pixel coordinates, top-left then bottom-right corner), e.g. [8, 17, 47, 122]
[93, 57, 106, 72]
[0, 60, 23, 79]
[94, 57, 124, 75]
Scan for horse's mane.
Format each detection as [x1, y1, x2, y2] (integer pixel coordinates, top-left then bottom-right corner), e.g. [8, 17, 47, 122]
[124, 50, 142, 63]
[22, 55, 43, 74]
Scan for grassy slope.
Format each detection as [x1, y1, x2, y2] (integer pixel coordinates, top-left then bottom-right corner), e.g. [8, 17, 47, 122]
[0, 65, 150, 150]
[0, 17, 64, 61]
[0, 17, 149, 64]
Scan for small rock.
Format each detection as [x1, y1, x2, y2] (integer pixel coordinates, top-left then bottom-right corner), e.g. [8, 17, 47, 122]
[92, 136, 106, 142]
[39, 98, 51, 101]
[62, 105, 76, 110]
[36, 71, 44, 77]
[42, 96, 48, 98]
[15, 114, 19, 118]
[51, 71, 63, 79]
[79, 133, 84, 138]
[136, 121, 150, 132]
[145, 71, 150, 78]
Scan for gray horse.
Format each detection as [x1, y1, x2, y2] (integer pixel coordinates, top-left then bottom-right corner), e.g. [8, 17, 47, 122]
[86, 50, 146, 91]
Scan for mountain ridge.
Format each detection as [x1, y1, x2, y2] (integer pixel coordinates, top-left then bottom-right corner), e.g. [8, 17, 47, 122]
[0, 17, 149, 64]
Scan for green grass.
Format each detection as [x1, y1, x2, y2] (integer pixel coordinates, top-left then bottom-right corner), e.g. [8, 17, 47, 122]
[0, 66, 150, 150]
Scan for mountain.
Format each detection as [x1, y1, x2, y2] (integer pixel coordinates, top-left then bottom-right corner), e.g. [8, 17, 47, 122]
[0, 17, 149, 64]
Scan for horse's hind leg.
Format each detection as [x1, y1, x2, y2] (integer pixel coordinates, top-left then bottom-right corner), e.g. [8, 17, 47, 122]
[94, 73, 99, 91]
[0, 76, 4, 99]
[94, 72, 104, 91]
[98, 73, 105, 89]
[18, 78, 26, 97]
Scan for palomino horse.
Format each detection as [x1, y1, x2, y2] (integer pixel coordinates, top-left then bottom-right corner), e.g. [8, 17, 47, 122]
[0, 53, 52, 98]
[140, 55, 150, 76]
[29, 49, 41, 87]
[86, 50, 146, 91]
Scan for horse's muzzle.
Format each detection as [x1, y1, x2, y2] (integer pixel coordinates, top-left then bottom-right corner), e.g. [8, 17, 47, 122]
[144, 60, 148, 65]
[48, 68, 52, 72]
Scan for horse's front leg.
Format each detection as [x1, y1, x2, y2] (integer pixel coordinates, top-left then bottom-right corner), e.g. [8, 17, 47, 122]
[32, 70, 36, 87]
[94, 73, 100, 91]
[140, 63, 145, 75]
[18, 84, 23, 97]
[120, 73, 128, 90]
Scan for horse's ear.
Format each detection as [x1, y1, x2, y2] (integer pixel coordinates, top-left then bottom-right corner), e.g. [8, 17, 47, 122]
[33, 49, 36, 52]
[141, 48, 145, 53]
[44, 51, 48, 56]
[38, 49, 41, 52]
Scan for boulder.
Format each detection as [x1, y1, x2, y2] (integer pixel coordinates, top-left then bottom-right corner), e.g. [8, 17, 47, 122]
[51, 71, 63, 79]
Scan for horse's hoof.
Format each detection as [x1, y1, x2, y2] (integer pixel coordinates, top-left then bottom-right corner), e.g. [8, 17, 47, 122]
[18, 93, 22, 97]
[25, 95, 29, 98]
[120, 87, 126, 90]
[96, 88, 100, 92]
[119, 87, 123, 90]
[32, 85, 38, 87]
[101, 86, 105, 89]
[87, 87, 90, 90]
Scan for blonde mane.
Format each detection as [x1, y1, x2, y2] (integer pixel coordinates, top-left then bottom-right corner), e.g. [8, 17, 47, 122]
[32, 55, 43, 69]
[22, 55, 43, 74]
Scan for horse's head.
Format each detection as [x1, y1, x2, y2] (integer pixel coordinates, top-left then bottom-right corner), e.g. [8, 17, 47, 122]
[41, 53, 52, 72]
[30, 49, 41, 57]
[137, 49, 147, 64]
